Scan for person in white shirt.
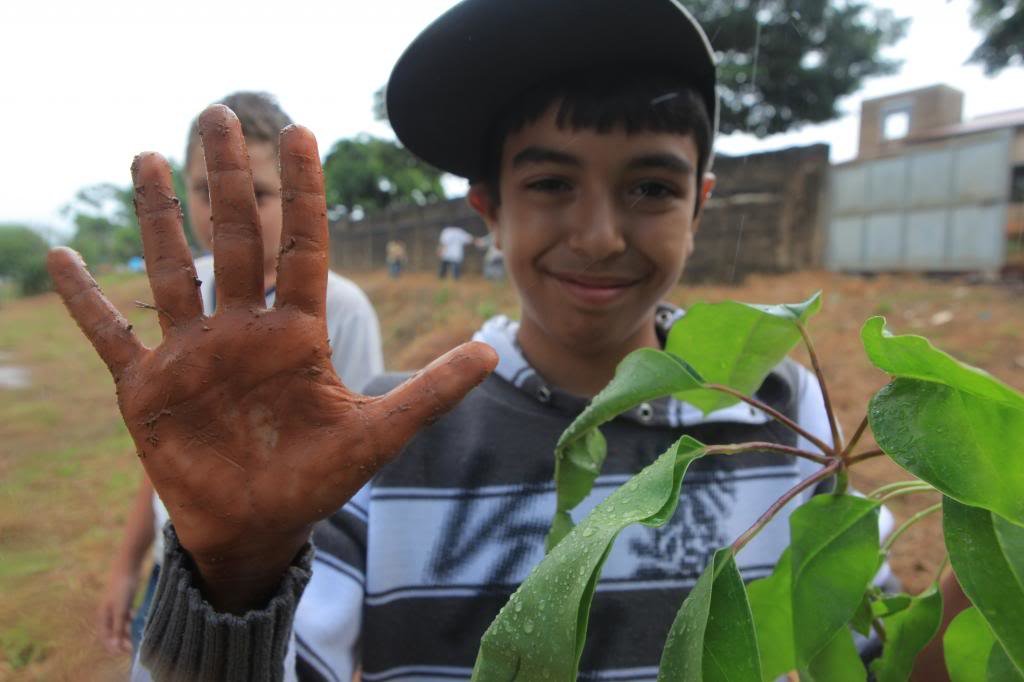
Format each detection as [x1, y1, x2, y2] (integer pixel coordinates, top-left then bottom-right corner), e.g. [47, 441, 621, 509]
[437, 225, 478, 279]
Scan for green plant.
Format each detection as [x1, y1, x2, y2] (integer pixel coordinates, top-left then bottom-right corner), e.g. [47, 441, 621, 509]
[470, 293, 1024, 681]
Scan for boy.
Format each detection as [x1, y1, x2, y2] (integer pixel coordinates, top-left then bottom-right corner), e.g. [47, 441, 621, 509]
[50, 1, 957, 680]
[95, 92, 384, 657]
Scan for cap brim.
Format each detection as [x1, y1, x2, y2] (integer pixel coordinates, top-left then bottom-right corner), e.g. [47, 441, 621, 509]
[387, 0, 717, 180]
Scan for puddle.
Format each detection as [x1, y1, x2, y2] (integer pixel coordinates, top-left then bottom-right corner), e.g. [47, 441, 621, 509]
[0, 352, 31, 388]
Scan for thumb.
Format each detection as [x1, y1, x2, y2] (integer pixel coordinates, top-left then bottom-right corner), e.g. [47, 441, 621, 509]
[368, 341, 497, 455]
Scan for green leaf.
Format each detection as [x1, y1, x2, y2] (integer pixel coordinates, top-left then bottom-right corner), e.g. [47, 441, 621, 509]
[870, 595, 913, 620]
[989, 643, 1024, 682]
[658, 549, 761, 682]
[547, 349, 704, 550]
[547, 429, 607, 551]
[870, 585, 943, 682]
[851, 593, 875, 637]
[747, 549, 796, 680]
[943, 498, 1024, 676]
[472, 436, 707, 682]
[790, 494, 881, 669]
[944, 607, 997, 682]
[804, 628, 866, 682]
[863, 317, 1024, 525]
[665, 292, 821, 414]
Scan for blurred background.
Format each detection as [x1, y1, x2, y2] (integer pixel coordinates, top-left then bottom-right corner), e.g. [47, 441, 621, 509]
[1, 0, 1022, 678]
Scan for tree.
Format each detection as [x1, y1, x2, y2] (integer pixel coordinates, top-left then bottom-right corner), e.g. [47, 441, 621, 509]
[321, 135, 446, 217]
[0, 224, 51, 296]
[63, 160, 196, 265]
[690, 0, 909, 136]
[968, 0, 1024, 74]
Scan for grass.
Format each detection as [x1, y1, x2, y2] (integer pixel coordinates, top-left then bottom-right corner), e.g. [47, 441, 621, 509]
[0, 269, 1021, 679]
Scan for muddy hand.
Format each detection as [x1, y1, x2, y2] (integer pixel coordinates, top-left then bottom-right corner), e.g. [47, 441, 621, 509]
[47, 105, 497, 611]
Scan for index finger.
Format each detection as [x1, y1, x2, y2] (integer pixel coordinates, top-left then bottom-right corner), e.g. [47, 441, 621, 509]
[47, 247, 145, 379]
[273, 125, 328, 317]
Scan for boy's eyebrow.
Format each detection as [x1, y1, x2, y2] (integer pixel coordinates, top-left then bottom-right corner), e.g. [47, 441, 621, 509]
[626, 153, 693, 175]
[511, 146, 583, 168]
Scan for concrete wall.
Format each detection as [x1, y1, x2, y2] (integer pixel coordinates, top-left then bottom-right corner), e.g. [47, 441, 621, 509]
[686, 144, 829, 282]
[328, 144, 831, 283]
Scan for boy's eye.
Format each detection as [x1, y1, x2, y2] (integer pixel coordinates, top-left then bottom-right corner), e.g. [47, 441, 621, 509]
[628, 181, 680, 202]
[526, 177, 573, 193]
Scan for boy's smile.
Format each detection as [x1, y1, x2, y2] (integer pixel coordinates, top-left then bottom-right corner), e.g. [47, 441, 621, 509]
[471, 106, 713, 396]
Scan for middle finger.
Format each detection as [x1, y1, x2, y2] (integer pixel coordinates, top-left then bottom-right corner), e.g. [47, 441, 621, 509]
[199, 105, 264, 308]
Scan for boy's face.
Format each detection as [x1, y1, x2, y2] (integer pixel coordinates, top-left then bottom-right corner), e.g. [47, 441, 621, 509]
[185, 141, 283, 285]
[471, 106, 713, 356]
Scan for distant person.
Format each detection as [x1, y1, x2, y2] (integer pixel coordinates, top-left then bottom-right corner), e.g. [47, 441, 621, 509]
[95, 91, 384, 658]
[480, 232, 504, 281]
[385, 238, 408, 278]
[437, 224, 475, 279]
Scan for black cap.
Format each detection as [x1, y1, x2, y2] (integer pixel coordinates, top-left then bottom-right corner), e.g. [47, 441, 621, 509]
[387, 0, 718, 180]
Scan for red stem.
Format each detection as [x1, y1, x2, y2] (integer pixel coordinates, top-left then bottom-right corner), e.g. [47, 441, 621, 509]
[706, 384, 834, 456]
[704, 442, 831, 466]
[731, 460, 841, 553]
[796, 322, 842, 454]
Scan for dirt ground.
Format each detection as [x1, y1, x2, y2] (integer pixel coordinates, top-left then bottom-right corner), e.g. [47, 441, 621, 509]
[0, 268, 1021, 680]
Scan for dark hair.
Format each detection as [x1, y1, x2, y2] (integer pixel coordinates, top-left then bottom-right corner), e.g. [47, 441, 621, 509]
[478, 68, 713, 213]
[184, 91, 293, 170]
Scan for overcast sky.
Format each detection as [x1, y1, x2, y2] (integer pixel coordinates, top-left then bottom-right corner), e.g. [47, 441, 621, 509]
[2, 0, 1022, 238]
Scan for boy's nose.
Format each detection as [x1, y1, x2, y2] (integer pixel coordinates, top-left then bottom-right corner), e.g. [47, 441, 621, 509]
[565, 196, 626, 261]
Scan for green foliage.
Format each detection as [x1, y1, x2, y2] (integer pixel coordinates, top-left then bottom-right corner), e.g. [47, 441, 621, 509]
[467, 292, 1024, 681]
[658, 549, 761, 681]
[968, 0, 1024, 75]
[789, 494, 880, 675]
[665, 292, 821, 414]
[549, 293, 822, 549]
[943, 498, 1024, 675]
[945, 608, 998, 682]
[62, 160, 195, 267]
[864, 317, 1024, 525]
[321, 134, 445, 217]
[748, 550, 795, 680]
[870, 586, 943, 682]
[64, 182, 141, 266]
[0, 224, 51, 296]
[689, 0, 908, 136]
[471, 436, 707, 681]
[548, 350, 703, 549]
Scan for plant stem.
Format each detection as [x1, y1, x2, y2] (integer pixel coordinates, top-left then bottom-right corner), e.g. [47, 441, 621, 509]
[731, 460, 841, 554]
[705, 384, 834, 456]
[869, 479, 932, 500]
[847, 449, 886, 466]
[878, 484, 936, 504]
[882, 503, 942, 552]
[840, 416, 869, 459]
[703, 442, 831, 466]
[796, 322, 842, 454]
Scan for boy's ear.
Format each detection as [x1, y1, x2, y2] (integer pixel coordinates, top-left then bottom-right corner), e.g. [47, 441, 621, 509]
[692, 172, 717, 234]
[467, 183, 502, 247]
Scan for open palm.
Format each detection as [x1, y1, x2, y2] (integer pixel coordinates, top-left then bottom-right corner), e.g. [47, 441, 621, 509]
[48, 106, 496, 610]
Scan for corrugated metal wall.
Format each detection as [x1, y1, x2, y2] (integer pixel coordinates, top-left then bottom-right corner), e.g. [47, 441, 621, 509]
[828, 129, 1012, 272]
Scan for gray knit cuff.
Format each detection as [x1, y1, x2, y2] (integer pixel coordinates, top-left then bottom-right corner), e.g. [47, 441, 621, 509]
[139, 524, 313, 682]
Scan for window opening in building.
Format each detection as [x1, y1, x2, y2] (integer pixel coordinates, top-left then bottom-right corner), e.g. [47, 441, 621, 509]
[882, 109, 911, 141]
[1012, 165, 1024, 203]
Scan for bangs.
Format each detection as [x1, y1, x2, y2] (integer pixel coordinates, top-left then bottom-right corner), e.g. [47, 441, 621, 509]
[480, 68, 713, 195]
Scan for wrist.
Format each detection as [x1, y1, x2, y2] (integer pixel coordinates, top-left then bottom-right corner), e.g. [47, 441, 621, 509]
[188, 534, 311, 615]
